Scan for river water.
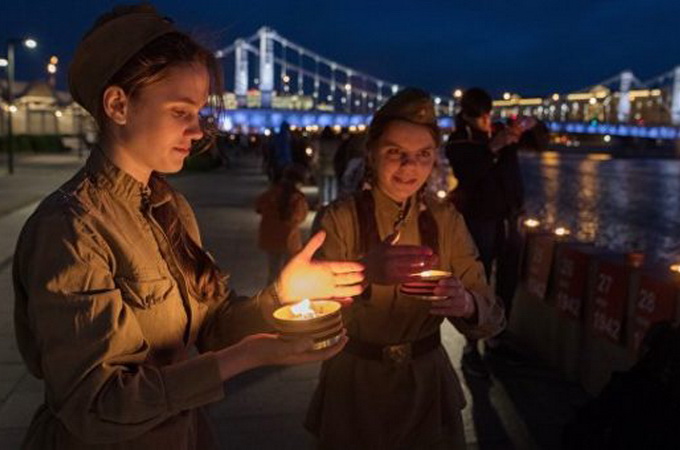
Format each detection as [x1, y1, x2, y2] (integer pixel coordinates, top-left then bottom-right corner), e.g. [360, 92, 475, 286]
[520, 151, 680, 264]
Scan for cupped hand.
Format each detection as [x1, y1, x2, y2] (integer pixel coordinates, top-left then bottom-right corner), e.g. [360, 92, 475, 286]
[241, 330, 348, 366]
[363, 243, 439, 285]
[278, 231, 365, 303]
[429, 277, 476, 318]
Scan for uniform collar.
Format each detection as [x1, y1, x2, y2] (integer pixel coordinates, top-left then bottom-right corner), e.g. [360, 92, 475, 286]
[85, 147, 173, 209]
[372, 185, 419, 224]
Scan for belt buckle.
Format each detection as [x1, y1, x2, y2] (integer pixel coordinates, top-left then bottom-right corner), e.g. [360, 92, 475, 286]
[383, 343, 412, 365]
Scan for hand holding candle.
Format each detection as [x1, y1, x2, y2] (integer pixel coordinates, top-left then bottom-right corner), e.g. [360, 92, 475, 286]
[429, 277, 476, 319]
[277, 231, 365, 303]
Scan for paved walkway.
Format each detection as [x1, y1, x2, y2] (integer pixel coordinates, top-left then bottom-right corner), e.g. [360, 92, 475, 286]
[0, 152, 589, 449]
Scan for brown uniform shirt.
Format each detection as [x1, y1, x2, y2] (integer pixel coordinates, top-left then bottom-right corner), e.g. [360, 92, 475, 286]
[305, 186, 506, 450]
[13, 149, 271, 450]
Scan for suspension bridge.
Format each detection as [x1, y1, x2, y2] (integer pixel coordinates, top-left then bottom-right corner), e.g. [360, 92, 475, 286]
[215, 27, 680, 140]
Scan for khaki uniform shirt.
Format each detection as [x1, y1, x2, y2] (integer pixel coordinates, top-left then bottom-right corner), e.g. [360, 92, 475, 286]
[13, 150, 270, 450]
[305, 187, 506, 450]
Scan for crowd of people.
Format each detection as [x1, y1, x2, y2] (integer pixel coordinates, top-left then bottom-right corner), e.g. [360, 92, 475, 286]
[11, 4, 678, 450]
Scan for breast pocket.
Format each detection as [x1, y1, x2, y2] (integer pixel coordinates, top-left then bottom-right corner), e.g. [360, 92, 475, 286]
[115, 275, 175, 309]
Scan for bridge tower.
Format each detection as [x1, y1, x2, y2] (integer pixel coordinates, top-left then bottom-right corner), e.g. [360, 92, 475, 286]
[234, 39, 248, 108]
[617, 70, 633, 123]
[258, 27, 275, 108]
[672, 66, 680, 126]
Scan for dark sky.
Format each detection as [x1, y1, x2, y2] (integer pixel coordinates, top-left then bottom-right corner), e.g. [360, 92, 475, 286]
[1, 0, 678, 97]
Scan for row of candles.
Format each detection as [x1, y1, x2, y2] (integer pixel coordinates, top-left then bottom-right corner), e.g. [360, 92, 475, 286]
[521, 217, 680, 274]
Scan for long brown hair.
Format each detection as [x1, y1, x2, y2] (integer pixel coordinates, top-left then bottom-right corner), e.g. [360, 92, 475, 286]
[96, 7, 227, 303]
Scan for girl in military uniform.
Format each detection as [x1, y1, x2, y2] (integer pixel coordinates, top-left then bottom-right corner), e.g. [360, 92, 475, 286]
[305, 88, 506, 449]
[13, 6, 364, 450]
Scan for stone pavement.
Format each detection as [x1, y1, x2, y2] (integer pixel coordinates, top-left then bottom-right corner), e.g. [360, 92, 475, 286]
[0, 152, 590, 449]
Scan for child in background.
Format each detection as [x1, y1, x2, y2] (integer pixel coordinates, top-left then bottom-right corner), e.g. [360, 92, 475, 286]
[256, 164, 310, 282]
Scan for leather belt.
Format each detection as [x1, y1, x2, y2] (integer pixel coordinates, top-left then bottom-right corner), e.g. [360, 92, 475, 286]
[343, 331, 441, 365]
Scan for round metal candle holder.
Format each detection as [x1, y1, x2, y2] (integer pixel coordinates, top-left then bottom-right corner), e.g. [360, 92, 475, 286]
[272, 300, 343, 350]
[399, 270, 453, 301]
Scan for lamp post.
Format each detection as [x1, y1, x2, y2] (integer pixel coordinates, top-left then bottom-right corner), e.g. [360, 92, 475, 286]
[5, 37, 37, 174]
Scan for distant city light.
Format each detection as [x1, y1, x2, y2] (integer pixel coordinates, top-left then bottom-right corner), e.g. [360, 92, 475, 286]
[453, 89, 463, 98]
[603, 134, 611, 143]
[434, 97, 441, 105]
[589, 97, 597, 105]
[49, 55, 58, 65]
[305, 147, 313, 156]
[345, 83, 352, 91]
[24, 38, 37, 49]
[54, 110, 63, 118]
[264, 129, 271, 136]
[47, 63, 57, 74]
[282, 74, 290, 83]
[552, 93, 560, 101]
[503, 92, 511, 100]
[8, 105, 18, 113]
[436, 190, 447, 199]
[0, 58, 7, 67]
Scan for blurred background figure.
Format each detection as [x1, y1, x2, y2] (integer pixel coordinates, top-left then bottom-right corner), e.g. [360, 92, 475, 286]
[256, 163, 309, 283]
[336, 130, 368, 198]
[445, 87, 534, 377]
[267, 121, 293, 182]
[315, 126, 341, 206]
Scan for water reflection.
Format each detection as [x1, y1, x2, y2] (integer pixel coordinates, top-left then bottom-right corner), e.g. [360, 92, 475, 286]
[522, 151, 680, 264]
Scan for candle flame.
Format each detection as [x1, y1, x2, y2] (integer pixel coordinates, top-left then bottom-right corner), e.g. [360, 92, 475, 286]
[290, 299, 317, 319]
[554, 226, 571, 237]
[524, 218, 541, 228]
[417, 270, 439, 278]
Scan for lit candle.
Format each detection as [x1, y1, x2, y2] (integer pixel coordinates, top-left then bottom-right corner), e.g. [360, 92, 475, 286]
[554, 226, 571, 237]
[273, 300, 343, 350]
[523, 218, 541, 228]
[400, 270, 452, 300]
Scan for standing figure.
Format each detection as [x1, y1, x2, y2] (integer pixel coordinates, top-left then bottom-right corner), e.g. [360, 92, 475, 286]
[315, 126, 341, 206]
[445, 87, 526, 377]
[305, 88, 505, 449]
[12, 6, 364, 450]
[256, 164, 309, 283]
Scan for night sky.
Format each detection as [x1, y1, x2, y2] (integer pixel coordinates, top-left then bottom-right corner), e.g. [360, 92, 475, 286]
[1, 0, 678, 98]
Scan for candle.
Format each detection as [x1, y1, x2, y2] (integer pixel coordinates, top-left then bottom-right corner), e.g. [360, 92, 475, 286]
[400, 270, 452, 300]
[273, 299, 343, 350]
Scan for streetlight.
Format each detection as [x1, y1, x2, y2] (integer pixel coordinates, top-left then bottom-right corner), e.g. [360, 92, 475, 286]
[5, 37, 38, 174]
[46, 55, 58, 87]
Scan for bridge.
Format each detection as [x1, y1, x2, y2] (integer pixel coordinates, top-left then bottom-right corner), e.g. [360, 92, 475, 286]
[215, 27, 680, 141]
[214, 27, 453, 131]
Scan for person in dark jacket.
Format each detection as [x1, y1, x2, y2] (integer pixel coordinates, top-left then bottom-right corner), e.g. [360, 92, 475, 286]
[445, 88, 527, 377]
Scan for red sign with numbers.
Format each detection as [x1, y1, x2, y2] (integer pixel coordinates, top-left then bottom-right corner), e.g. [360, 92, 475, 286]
[555, 246, 592, 320]
[591, 259, 630, 343]
[525, 234, 556, 301]
[630, 274, 678, 352]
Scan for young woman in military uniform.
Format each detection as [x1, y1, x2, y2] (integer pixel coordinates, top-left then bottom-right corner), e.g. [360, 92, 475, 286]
[305, 88, 506, 449]
[12, 6, 365, 449]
